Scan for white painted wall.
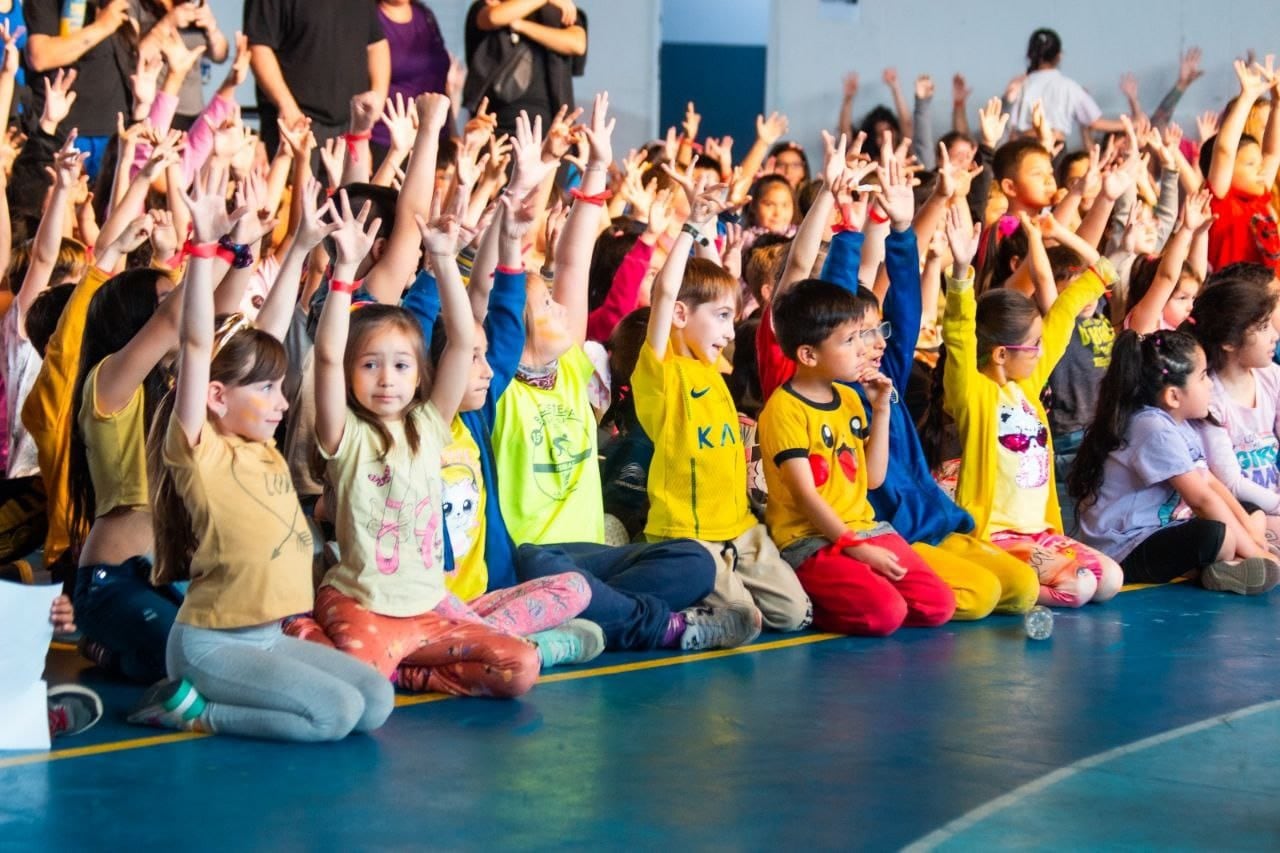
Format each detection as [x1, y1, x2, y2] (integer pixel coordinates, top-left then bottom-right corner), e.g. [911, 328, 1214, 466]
[204, 1, 662, 148]
[768, 0, 1280, 155]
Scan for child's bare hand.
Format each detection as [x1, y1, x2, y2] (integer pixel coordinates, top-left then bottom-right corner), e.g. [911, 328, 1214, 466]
[841, 72, 859, 102]
[944, 203, 980, 274]
[329, 189, 381, 267]
[682, 100, 701, 141]
[180, 169, 250, 243]
[756, 111, 788, 146]
[858, 369, 895, 410]
[1178, 46, 1204, 89]
[1182, 187, 1214, 233]
[978, 96, 1009, 149]
[952, 73, 971, 104]
[646, 187, 674, 236]
[580, 91, 615, 167]
[293, 177, 341, 252]
[914, 74, 934, 101]
[50, 595, 76, 634]
[847, 543, 906, 581]
[349, 90, 384, 136]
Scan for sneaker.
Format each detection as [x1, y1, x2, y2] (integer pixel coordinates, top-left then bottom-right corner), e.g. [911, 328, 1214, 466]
[679, 604, 762, 651]
[47, 684, 104, 738]
[531, 619, 606, 669]
[127, 679, 207, 731]
[1200, 557, 1280, 595]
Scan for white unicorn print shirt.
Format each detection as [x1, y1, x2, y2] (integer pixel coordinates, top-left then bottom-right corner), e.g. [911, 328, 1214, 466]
[988, 384, 1053, 534]
[321, 404, 452, 617]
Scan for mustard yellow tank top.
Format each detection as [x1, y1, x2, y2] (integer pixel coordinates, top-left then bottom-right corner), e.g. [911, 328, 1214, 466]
[78, 359, 149, 516]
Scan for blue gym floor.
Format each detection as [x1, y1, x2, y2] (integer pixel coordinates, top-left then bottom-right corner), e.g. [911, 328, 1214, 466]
[3, 583, 1278, 851]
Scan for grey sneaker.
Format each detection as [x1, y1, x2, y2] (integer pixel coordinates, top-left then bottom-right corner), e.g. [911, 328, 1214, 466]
[679, 604, 762, 651]
[47, 684, 104, 738]
[1200, 557, 1280, 595]
[531, 619, 606, 669]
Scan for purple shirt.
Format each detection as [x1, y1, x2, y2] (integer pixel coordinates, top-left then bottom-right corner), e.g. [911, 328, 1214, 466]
[373, 3, 450, 148]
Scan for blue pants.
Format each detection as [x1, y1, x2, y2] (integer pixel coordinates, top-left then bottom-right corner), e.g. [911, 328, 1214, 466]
[74, 556, 184, 684]
[515, 539, 715, 650]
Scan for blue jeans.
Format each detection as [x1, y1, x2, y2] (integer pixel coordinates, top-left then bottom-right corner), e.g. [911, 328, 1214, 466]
[1054, 429, 1085, 536]
[514, 540, 715, 650]
[74, 556, 184, 684]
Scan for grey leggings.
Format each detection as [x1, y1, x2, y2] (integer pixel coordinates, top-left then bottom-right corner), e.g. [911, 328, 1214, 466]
[167, 620, 395, 742]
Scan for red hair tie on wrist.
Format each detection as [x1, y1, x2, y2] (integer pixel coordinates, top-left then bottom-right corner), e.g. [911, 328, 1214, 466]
[569, 188, 613, 206]
[329, 277, 363, 295]
[341, 131, 372, 156]
[867, 207, 889, 225]
[183, 239, 218, 259]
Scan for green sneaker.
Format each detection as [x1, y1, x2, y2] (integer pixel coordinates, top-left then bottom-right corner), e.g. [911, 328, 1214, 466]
[127, 679, 208, 731]
[1200, 557, 1280, 595]
[531, 619, 606, 669]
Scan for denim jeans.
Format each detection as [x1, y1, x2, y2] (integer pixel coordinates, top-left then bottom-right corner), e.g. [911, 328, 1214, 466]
[74, 556, 184, 684]
[514, 539, 716, 650]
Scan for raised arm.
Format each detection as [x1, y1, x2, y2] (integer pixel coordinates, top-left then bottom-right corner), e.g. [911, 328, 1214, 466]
[16, 139, 84, 329]
[882, 67, 914, 140]
[778, 130, 846, 298]
[364, 93, 450, 305]
[554, 92, 613, 345]
[1208, 60, 1272, 199]
[313, 191, 382, 456]
[941, 204, 981, 416]
[173, 171, 249, 445]
[418, 192, 476, 423]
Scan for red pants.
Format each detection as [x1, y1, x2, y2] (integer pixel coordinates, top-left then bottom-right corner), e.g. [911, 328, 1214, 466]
[288, 586, 540, 698]
[796, 532, 956, 636]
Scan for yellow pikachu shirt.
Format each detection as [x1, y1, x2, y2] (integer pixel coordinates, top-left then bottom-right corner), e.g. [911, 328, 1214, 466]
[632, 342, 753, 541]
[759, 383, 878, 551]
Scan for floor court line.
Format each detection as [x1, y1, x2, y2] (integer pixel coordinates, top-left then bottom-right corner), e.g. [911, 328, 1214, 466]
[902, 699, 1280, 851]
[2, 632, 845, 769]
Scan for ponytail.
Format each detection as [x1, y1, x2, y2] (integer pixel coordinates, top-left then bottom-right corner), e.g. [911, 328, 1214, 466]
[1067, 330, 1200, 510]
[1026, 28, 1062, 73]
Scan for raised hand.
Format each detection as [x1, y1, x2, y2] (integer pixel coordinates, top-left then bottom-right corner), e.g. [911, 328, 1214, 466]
[1195, 110, 1220, 143]
[0, 19, 22, 77]
[704, 135, 733, 177]
[276, 115, 314, 159]
[328, 190, 381, 268]
[498, 185, 539, 242]
[820, 129, 849, 188]
[875, 141, 915, 230]
[1181, 186, 1214, 233]
[1234, 57, 1274, 100]
[141, 128, 184, 178]
[1004, 73, 1026, 105]
[130, 51, 164, 109]
[349, 91, 384, 136]
[580, 91, 616, 167]
[41, 69, 78, 133]
[224, 32, 252, 90]
[978, 96, 1009, 148]
[542, 102, 584, 162]
[915, 75, 934, 101]
[415, 191, 463, 259]
[161, 34, 206, 84]
[756, 111, 788, 146]
[842, 72, 859, 102]
[1119, 71, 1140, 103]
[50, 133, 86, 190]
[509, 111, 554, 192]
[149, 208, 179, 261]
[943, 203, 980, 274]
[446, 54, 466, 105]
[882, 67, 900, 88]
[95, 0, 130, 31]
[112, 213, 154, 255]
[292, 177, 341, 252]
[542, 200, 569, 262]
[180, 169, 249, 244]
[646, 186, 674, 237]
[682, 100, 701, 141]
[416, 91, 452, 133]
[1178, 46, 1204, 89]
[231, 168, 278, 246]
[952, 73, 971, 104]
[463, 96, 496, 149]
[318, 136, 344, 190]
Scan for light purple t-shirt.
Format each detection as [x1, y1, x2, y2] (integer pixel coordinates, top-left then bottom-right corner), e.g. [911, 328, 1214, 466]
[1077, 407, 1204, 561]
[372, 3, 449, 149]
[1197, 366, 1280, 515]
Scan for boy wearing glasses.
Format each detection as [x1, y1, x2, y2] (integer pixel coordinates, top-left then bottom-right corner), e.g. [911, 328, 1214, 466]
[757, 278, 956, 636]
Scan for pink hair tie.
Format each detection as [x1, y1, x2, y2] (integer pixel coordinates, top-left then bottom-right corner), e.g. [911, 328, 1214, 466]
[997, 214, 1020, 239]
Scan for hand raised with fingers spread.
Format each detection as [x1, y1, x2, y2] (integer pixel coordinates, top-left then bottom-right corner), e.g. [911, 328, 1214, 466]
[277, 115, 314, 159]
[952, 73, 971, 104]
[509, 111, 554, 193]
[1181, 186, 1214, 234]
[328, 190, 382, 268]
[232, 169, 278, 246]
[0, 20, 22, 77]
[1195, 110, 1219, 143]
[499, 186, 540, 242]
[318, 136, 344, 190]
[130, 50, 163, 107]
[1178, 46, 1204, 89]
[41, 68, 78, 133]
[180, 170, 250, 244]
[978, 96, 1009, 148]
[292, 178, 341, 252]
[875, 142, 915, 230]
[542, 102, 584, 162]
[756, 111, 788, 146]
[646, 186, 674, 237]
[943, 203, 980, 275]
[580, 91, 616, 167]
[820, 129, 849, 190]
[49, 132, 86, 190]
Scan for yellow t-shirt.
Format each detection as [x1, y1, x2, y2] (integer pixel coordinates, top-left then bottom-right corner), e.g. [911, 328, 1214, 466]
[78, 359, 149, 516]
[163, 416, 314, 629]
[321, 404, 451, 617]
[23, 266, 111, 558]
[632, 341, 752, 541]
[494, 346, 605, 545]
[441, 417, 488, 603]
[759, 383, 877, 551]
[986, 383, 1052, 535]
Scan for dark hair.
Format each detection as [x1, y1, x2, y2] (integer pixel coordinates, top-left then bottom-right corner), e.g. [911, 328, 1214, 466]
[1198, 133, 1259, 183]
[149, 326, 289, 584]
[727, 316, 763, 419]
[992, 138, 1052, 184]
[859, 106, 901, 160]
[988, 224, 1029, 291]
[1123, 254, 1162, 318]
[1026, 27, 1063, 72]
[68, 269, 173, 551]
[587, 219, 644, 312]
[771, 278, 878, 359]
[1189, 274, 1278, 371]
[1054, 150, 1090, 191]
[1068, 330, 1201, 509]
[1203, 261, 1273, 292]
[796, 177, 825, 217]
[767, 140, 811, 183]
[747, 175, 798, 229]
[939, 130, 976, 155]
[975, 288, 1040, 362]
[25, 283, 75, 358]
[600, 307, 650, 433]
[344, 304, 433, 456]
[1046, 245, 1086, 285]
[5, 237, 87, 296]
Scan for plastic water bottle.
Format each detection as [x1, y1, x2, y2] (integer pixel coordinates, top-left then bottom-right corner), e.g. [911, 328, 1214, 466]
[1024, 605, 1053, 640]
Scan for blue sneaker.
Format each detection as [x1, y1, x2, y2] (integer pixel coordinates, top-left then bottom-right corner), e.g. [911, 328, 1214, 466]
[531, 619, 606, 669]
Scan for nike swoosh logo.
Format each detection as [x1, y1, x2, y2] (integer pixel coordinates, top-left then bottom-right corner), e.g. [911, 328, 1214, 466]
[690, 387, 710, 399]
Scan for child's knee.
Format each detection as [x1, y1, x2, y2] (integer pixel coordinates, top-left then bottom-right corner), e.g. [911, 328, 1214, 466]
[998, 565, 1041, 614]
[857, 597, 909, 636]
[948, 571, 1001, 621]
[313, 684, 368, 741]
[354, 675, 395, 732]
[1090, 558, 1124, 602]
[1053, 567, 1098, 608]
[495, 641, 541, 698]
[762, 593, 811, 632]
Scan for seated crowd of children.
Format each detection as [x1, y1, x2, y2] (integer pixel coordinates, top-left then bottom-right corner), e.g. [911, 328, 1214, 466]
[14, 26, 1280, 744]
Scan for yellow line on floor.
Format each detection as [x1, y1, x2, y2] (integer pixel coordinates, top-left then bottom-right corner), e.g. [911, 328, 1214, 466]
[392, 632, 845, 707]
[0, 731, 209, 770]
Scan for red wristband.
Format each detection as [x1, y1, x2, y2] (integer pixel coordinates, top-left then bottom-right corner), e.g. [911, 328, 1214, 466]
[831, 223, 861, 234]
[832, 530, 860, 551]
[183, 239, 218, 259]
[329, 277, 363, 295]
[342, 131, 372, 155]
[867, 207, 889, 225]
[570, 187, 613, 206]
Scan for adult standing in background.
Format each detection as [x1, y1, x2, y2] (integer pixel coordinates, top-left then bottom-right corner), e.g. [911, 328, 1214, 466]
[130, 0, 229, 130]
[1010, 27, 1128, 145]
[245, 0, 388, 152]
[374, 0, 449, 159]
[24, 0, 133, 178]
[464, 0, 586, 136]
